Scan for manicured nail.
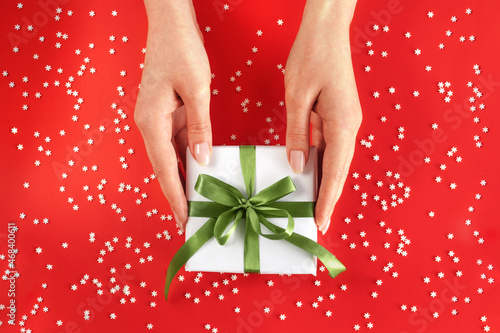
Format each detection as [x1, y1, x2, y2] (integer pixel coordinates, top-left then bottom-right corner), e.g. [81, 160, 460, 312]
[173, 212, 183, 232]
[290, 150, 305, 174]
[194, 142, 210, 166]
[321, 217, 331, 235]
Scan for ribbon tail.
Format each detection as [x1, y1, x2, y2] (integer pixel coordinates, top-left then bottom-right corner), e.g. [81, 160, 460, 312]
[285, 232, 346, 278]
[164, 218, 216, 300]
[244, 212, 260, 273]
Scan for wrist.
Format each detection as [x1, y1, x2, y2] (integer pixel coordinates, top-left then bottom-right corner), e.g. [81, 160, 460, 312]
[303, 0, 356, 30]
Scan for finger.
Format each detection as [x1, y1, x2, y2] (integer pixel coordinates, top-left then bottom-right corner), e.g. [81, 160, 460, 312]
[173, 129, 188, 189]
[173, 128, 188, 182]
[135, 106, 188, 232]
[182, 86, 212, 166]
[285, 93, 315, 174]
[310, 111, 325, 152]
[315, 120, 358, 234]
[172, 106, 188, 173]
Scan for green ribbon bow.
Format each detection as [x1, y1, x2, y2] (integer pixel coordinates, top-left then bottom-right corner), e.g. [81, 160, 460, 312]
[165, 146, 345, 300]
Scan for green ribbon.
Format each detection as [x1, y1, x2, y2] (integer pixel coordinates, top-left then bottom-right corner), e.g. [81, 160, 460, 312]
[165, 145, 345, 300]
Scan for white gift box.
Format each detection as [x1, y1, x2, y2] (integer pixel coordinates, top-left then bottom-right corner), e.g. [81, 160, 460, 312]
[185, 146, 318, 275]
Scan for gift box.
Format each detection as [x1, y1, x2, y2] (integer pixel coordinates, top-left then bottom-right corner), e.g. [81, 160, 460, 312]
[185, 145, 318, 275]
[165, 145, 345, 299]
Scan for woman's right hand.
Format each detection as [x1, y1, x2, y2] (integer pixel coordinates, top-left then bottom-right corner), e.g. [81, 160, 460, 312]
[135, 0, 213, 231]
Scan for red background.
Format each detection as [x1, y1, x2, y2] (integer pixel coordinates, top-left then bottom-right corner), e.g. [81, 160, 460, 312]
[1, 0, 499, 332]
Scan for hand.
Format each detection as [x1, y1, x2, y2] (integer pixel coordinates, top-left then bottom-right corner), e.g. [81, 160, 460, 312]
[285, 0, 361, 234]
[135, 0, 212, 231]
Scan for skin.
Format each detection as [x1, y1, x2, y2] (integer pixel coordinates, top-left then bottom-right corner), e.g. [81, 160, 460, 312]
[285, 0, 361, 234]
[135, 0, 361, 234]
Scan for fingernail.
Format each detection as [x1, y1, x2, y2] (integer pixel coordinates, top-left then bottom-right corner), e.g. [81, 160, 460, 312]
[173, 212, 184, 232]
[321, 217, 331, 235]
[290, 150, 305, 174]
[194, 142, 210, 166]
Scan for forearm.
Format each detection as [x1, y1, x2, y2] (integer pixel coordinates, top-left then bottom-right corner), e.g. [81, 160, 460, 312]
[143, 0, 198, 33]
[302, 0, 356, 41]
[142, 0, 207, 81]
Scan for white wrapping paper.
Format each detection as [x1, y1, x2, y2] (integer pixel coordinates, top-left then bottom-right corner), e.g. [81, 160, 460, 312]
[185, 146, 318, 275]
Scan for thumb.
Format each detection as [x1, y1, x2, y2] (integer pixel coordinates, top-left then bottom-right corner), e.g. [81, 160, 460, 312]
[184, 89, 212, 165]
[285, 97, 311, 174]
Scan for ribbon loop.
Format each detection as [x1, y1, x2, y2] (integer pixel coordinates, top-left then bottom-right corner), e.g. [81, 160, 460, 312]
[249, 177, 297, 206]
[254, 207, 295, 240]
[195, 174, 244, 206]
[213, 208, 243, 245]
